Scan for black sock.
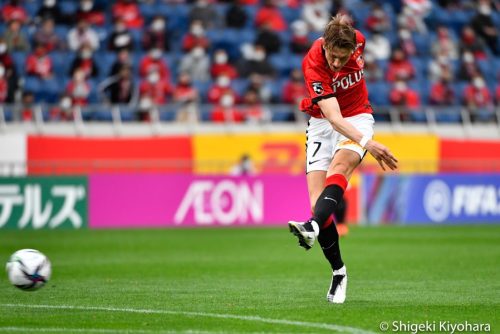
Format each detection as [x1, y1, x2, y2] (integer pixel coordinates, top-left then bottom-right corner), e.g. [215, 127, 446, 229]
[313, 184, 344, 228]
[318, 221, 344, 271]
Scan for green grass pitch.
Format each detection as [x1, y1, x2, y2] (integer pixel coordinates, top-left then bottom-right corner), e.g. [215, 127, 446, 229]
[0, 225, 499, 334]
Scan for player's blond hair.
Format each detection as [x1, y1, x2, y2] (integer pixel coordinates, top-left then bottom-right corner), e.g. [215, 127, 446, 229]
[323, 14, 356, 51]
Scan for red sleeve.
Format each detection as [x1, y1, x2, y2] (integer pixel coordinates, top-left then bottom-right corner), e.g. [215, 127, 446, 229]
[304, 65, 335, 104]
[25, 55, 36, 74]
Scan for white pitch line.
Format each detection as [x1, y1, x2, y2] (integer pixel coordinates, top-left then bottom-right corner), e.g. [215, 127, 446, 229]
[0, 303, 375, 334]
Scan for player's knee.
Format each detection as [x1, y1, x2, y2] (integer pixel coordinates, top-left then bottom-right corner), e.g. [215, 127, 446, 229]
[330, 161, 350, 176]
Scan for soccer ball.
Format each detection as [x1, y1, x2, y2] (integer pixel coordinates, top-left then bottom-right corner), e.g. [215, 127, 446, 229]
[6, 249, 51, 291]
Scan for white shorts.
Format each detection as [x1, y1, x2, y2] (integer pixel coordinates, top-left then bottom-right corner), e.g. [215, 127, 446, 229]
[306, 113, 374, 173]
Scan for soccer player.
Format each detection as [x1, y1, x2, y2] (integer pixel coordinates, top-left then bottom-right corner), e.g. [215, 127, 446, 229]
[288, 14, 398, 304]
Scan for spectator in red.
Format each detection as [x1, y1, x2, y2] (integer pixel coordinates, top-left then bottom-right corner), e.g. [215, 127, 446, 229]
[389, 80, 421, 112]
[3, 19, 30, 52]
[429, 74, 455, 105]
[139, 48, 171, 81]
[242, 89, 270, 123]
[207, 75, 238, 104]
[365, 3, 391, 33]
[463, 75, 492, 110]
[66, 68, 91, 106]
[211, 49, 238, 79]
[1, 0, 28, 24]
[386, 48, 415, 82]
[282, 68, 307, 104]
[112, 0, 143, 30]
[33, 18, 64, 52]
[211, 92, 244, 123]
[67, 18, 100, 51]
[21, 91, 35, 122]
[431, 25, 458, 61]
[173, 72, 199, 104]
[290, 20, 311, 54]
[26, 44, 53, 79]
[108, 17, 133, 52]
[49, 94, 74, 121]
[70, 44, 99, 78]
[255, 0, 287, 32]
[189, 0, 219, 29]
[0, 64, 8, 103]
[139, 69, 172, 105]
[75, 0, 106, 27]
[459, 26, 488, 60]
[142, 16, 170, 52]
[182, 20, 210, 53]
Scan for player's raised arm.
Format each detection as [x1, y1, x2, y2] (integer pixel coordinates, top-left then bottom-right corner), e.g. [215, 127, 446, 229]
[318, 97, 398, 170]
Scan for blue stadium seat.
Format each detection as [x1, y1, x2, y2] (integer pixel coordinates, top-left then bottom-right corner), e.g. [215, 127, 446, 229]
[59, 1, 78, 15]
[12, 51, 27, 77]
[280, 7, 300, 24]
[434, 106, 462, 123]
[367, 82, 390, 106]
[51, 51, 72, 79]
[270, 105, 294, 122]
[159, 105, 177, 122]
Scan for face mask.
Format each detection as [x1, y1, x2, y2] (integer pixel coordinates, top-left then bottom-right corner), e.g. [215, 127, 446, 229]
[215, 53, 227, 64]
[60, 97, 72, 109]
[81, 1, 93, 11]
[253, 51, 265, 61]
[478, 4, 491, 15]
[81, 50, 92, 59]
[0, 66, 5, 77]
[44, 0, 56, 7]
[148, 72, 160, 83]
[0, 44, 7, 54]
[395, 81, 406, 91]
[473, 77, 485, 89]
[217, 76, 230, 87]
[150, 49, 162, 59]
[463, 52, 474, 63]
[191, 25, 204, 37]
[192, 47, 204, 58]
[399, 29, 411, 40]
[152, 20, 165, 31]
[220, 94, 234, 107]
[75, 72, 85, 81]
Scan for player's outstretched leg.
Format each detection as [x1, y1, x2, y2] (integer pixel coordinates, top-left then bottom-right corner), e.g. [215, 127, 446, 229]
[288, 220, 319, 250]
[326, 265, 347, 303]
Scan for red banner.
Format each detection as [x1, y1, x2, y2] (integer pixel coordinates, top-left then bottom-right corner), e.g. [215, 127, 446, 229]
[27, 136, 193, 174]
[439, 139, 500, 172]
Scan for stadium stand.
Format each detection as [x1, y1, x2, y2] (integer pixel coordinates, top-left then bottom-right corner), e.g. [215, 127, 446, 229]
[0, 0, 499, 128]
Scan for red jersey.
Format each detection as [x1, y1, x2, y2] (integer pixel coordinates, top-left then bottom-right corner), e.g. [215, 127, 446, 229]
[301, 30, 372, 118]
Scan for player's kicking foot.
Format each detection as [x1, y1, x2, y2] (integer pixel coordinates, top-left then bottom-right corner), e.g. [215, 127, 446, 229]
[288, 220, 319, 250]
[326, 265, 347, 303]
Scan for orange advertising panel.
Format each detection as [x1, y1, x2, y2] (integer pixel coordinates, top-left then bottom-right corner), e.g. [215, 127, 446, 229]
[439, 139, 500, 172]
[193, 133, 306, 174]
[27, 136, 193, 174]
[362, 133, 439, 173]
